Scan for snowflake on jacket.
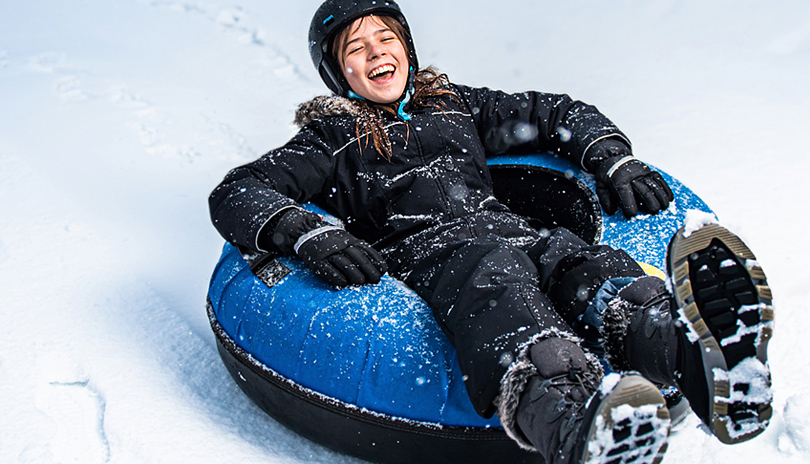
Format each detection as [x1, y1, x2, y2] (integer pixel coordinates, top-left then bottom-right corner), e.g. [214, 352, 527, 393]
[208, 83, 629, 276]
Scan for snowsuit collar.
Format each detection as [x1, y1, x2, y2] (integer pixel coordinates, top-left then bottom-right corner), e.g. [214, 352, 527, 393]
[293, 92, 415, 128]
[293, 95, 364, 128]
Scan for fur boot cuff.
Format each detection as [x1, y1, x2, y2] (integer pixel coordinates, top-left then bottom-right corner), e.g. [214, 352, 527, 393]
[494, 328, 604, 451]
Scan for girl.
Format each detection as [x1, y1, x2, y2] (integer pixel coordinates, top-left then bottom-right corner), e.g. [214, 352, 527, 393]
[209, 1, 774, 463]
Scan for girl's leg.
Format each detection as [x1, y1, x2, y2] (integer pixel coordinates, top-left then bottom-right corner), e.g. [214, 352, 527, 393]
[405, 238, 670, 464]
[405, 239, 568, 417]
[594, 224, 774, 444]
[523, 227, 646, 324]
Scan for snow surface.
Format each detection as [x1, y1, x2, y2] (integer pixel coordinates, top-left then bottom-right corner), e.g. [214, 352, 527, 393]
[1, 0, 809, 462]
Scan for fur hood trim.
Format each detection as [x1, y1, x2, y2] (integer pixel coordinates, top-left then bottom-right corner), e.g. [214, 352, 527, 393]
[294, 95, 364, 128]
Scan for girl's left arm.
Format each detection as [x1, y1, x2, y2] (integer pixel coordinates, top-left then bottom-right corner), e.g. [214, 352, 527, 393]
[453, 84, 672, 217]
[452, 83, 630, 172]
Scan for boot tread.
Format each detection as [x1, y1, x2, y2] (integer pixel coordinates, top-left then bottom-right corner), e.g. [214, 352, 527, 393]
[667, 224, 773, 444]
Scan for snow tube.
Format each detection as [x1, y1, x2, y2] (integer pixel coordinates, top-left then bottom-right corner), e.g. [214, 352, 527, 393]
[206, 153, 713, 464]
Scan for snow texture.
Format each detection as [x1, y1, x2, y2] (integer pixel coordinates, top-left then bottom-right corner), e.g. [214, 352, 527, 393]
[587, 403, 670, 464]
[713, 358, 773, 440]
[1, 0, 809, 463]
[599, 372, 623, 397]
[719, 303, 773, 348]
[683, 209, 719, 237]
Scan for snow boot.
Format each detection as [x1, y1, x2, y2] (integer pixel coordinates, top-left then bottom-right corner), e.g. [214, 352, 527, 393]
[668, 223, 774, 443]
[515, 338, 670, 464]
[603, 224, 774, 444]
[600, 276, 677, 387]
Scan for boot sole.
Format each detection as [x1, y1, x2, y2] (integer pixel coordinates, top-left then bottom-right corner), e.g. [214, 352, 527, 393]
[581, 373, 671, 464]
[667, 223, 774, 444]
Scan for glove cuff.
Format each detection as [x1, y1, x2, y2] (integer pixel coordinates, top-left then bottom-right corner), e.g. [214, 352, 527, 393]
[582, 137, 632, 173]
[258, 207, 325, 255]
[293, 225, 343, 254]
[604, 155, 636, 178]
[595, 154, 638, 182]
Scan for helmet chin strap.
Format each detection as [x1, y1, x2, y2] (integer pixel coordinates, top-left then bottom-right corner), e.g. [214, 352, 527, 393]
[347, 90, 366, 100]
[396, 86, 413, 121]
[397, 65, 416, 121]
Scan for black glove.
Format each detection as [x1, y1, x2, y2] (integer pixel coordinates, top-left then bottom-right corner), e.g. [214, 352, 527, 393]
[266, 208, 387, 287]
[588, 140, 673, 217]
[294, 226, 388, 287]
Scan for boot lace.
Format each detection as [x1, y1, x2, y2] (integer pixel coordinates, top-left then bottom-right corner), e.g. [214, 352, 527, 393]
[534, 367, 600, 421]
[549, 367, 602, 454]
[639, 291, 670, 312]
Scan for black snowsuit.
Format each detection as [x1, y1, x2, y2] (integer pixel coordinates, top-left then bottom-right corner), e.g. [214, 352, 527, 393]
[208, 84, 644, 417]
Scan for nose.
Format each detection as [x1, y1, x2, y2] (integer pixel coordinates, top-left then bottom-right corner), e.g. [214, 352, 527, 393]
[368, 42, 386, 61]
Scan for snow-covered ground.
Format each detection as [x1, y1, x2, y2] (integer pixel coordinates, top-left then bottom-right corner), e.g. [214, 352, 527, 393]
[1, 0, 808, 462]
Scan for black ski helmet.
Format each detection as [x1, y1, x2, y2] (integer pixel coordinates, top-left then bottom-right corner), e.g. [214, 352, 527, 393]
[309, 0, 419, 96]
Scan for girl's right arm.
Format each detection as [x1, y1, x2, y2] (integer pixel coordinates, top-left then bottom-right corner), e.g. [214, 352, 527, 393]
[208, 122, 388, 286]
[208, 123, 334, 255]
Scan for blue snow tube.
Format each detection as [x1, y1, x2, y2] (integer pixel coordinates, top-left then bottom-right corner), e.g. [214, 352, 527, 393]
[206, 154, 713, 464]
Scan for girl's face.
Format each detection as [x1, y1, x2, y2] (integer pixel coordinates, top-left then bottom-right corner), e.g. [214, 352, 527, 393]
[338, 16, 409, 104]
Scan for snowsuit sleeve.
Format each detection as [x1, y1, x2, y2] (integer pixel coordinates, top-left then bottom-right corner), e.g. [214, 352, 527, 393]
[452, 84, 630, 170]
[208, 122, 334, 254]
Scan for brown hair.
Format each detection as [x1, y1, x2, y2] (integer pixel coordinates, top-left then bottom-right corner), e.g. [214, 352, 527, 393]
[331, 15, 460, 160]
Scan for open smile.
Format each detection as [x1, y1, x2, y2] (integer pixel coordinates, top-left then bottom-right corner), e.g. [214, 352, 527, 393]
[368, 64, 396, 82]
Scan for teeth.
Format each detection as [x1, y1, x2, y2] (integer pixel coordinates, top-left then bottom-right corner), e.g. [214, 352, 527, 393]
[368, 64, 395, 79]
